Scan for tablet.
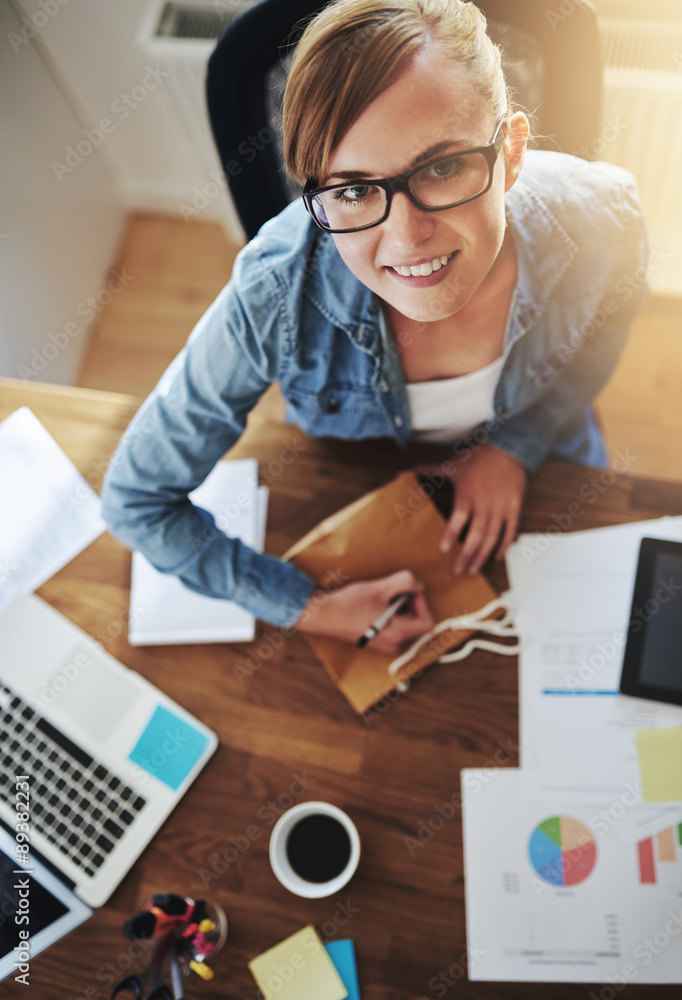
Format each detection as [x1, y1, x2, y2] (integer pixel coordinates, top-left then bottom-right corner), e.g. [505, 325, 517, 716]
[0, 827, 91, 983]
[619, 537, 682, 706]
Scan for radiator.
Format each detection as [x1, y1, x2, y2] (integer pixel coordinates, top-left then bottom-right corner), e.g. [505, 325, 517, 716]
[600, 17, 682, 297]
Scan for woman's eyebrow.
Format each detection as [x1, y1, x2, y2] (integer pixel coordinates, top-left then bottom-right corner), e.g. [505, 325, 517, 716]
[327, 139, 471, 182]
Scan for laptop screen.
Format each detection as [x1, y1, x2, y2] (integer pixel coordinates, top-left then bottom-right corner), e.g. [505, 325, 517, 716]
[0, 828, 91, 983]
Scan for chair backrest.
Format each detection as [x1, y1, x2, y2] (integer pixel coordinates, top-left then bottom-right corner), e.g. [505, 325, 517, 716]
[206, 0, 603, 241]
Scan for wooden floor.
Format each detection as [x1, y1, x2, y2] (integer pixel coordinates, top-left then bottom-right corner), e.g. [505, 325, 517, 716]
[76, 213, 682, 482]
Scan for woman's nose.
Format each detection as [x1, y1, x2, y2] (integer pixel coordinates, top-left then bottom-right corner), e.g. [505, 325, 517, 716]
[382, 190, 436, 247]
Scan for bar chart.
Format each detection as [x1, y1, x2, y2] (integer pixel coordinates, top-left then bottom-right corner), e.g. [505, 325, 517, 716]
[637, 822, 682, 884]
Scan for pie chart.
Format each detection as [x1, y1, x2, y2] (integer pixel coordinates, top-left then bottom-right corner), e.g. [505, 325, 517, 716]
[528, 816, 597, 886]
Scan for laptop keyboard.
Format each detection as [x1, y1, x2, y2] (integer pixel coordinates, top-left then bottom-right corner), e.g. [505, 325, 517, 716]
[0, 684, 146, 878]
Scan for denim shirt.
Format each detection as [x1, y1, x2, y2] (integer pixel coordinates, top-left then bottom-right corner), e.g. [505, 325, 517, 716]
[101, 150, 648, 628]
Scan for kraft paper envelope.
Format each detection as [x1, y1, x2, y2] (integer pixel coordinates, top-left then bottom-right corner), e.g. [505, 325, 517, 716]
[284, 471, 498, 714]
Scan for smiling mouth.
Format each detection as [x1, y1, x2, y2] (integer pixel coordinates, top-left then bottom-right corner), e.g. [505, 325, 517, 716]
[388, 252, 455, 277]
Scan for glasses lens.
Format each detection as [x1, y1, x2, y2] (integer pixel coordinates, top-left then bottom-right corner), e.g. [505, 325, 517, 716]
[411, 151, 490, 208]
[311, 183, 387, 232]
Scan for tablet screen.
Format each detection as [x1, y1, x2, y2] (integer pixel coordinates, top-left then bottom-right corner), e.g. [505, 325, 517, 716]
[0, 828, 91, 982]
[637, 550, 682, 692]
[620, 538, 682, 705]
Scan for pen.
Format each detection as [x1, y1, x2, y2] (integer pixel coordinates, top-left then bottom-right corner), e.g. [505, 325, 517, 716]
[355, 592, 413, 648]
[170, 952, 185, 1000]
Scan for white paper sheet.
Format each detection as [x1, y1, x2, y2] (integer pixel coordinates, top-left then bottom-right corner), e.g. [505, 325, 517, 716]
[462, 767, 682, 983]
[129, 459, 268, 644]
[507, 518, 682, 800]
[0, 407, 105, 613]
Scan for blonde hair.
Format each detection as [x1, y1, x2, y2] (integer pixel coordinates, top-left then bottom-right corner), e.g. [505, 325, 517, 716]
[282, 0, 510, 186]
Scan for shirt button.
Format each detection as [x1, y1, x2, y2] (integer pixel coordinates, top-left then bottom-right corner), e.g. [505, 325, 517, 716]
[394, 416, 403, 427]
[381, 380, 389, 391]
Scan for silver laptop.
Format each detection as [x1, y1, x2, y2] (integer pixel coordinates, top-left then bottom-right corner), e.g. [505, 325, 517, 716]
[0, 593, 217, 977]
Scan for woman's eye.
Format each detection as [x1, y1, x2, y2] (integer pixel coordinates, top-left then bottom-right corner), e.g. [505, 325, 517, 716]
[334, 184, 372, 202]
[426, 157, 465, 180]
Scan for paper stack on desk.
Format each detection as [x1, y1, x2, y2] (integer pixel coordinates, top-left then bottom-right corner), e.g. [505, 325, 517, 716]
[0, 407, 104, 613]
[460, 515, 682, 984]
[129, 458, 268, 644]
[507, 515, 682, 801]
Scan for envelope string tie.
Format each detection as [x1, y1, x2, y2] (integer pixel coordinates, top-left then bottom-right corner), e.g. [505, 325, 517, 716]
[388, 591, 520, 685]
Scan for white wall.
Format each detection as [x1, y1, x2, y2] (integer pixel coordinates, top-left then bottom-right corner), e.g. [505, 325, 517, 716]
[0, 1, 124, 385]
[1, 0, 229, 386]
[14, 0, 215, 217]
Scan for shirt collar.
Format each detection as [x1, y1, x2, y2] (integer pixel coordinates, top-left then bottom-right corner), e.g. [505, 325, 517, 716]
[504, 173, 579, 348]
[303, 231, 379, 352]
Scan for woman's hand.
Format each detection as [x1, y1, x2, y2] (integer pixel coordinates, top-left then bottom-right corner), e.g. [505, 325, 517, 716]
[295, 569, 435, 654]
[426, 444, 528, 576]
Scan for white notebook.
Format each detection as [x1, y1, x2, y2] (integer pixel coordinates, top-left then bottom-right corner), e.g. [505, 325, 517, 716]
[129, 459, 268, 645]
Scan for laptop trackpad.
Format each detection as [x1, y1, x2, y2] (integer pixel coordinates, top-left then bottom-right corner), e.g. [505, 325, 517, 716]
[46, 644, 142, 744]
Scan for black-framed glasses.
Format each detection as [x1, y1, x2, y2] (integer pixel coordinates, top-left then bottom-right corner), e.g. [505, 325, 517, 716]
[302, 118, 506, 234]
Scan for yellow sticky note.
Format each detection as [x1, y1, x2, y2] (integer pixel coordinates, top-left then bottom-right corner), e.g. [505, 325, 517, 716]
[635, 727, 682, 801]
[248, 925, 348, 1000]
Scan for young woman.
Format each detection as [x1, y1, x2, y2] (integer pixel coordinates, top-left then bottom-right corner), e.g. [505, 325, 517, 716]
[101, 0, 647, 653]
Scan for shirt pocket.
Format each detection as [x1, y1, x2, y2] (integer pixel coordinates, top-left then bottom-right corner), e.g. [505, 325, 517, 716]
[283, 382, 387, 439]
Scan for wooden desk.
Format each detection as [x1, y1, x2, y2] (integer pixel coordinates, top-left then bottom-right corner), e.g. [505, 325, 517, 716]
[2, 377, 681, 1000]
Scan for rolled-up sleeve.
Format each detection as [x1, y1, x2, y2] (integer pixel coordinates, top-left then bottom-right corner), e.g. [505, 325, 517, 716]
[100, 270, 315, 627]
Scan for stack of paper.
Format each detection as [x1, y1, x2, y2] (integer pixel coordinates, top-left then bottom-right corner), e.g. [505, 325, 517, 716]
[460, 516, 682, 984]
[0, 407, 104, 613]
[507, 516, 682, 801]
[129, 459, 267, 644]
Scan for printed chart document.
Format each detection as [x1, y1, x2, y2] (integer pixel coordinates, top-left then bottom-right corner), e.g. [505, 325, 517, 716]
[0, 407, 104, 614]
[462, 767, 682, 983]
[506, 518, 682, 800]
[129, 459, 268, 644]
[636, 728, 682, 802]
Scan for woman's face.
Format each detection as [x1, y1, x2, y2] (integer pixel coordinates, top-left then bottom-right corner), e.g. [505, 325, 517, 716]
[324, 47, 525, 324]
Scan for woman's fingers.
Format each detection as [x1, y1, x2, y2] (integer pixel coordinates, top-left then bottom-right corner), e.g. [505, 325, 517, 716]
[376, 568, 423, 603]
[495, 500, 522, 561]
[296, 569, 434, 651]
[368, 588, 435, 654]
[434, 445, 527, 575]
[453, 508, 497, 575]
[440, 499, 472, 554]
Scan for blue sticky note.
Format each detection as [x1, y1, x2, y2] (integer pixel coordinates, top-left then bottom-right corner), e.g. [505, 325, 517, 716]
[128, 705, 209, 791]
[325, 940, 360, 1000]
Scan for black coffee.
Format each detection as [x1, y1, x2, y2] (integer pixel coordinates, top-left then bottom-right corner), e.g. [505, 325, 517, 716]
[286, 814, 352, 883]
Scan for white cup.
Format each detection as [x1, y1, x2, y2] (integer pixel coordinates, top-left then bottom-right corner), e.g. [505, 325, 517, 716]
[268, 801, 361, 899]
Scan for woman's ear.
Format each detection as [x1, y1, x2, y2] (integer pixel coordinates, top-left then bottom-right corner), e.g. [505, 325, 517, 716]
[503, 111, 530, 192]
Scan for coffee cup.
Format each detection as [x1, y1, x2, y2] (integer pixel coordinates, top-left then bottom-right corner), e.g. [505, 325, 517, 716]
[268, 801, 361, 898]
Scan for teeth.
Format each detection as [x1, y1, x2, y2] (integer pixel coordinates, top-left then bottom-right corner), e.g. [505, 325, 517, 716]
[392, 253, 452, 277]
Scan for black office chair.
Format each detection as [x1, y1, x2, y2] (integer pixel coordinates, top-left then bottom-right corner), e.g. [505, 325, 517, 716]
[207, 0, 603, 241]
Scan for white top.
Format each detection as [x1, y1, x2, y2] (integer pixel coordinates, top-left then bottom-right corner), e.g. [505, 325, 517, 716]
[378, 307, 505, 443]
[405, 356, 505, 442]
